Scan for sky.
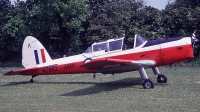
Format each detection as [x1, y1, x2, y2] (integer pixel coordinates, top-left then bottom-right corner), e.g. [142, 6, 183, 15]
[10, 0, 168, 10]
[146, 0, 169, 10]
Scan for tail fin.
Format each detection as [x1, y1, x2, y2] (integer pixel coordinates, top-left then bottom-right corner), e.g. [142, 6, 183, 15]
[22, 36, 52, 68]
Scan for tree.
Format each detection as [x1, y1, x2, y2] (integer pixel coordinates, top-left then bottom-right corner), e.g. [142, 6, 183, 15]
[0, 0, 91, 62]
[0, 0, 28, 62]
[26, 0, 91, 57]
[85, 0, 145, 47]
[85, 0, 166, 48]
[163, 1, 200, 37]
[173, 0, 200, 8]
[129, 6, 163, 39]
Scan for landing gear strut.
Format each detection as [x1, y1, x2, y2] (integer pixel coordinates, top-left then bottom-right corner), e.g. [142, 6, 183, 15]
[30, 75, 37, 83]
[152, 67, 168, 83]
[93, 73, 96, 79]
[138, 67, 155, 89]
[138, 67, 168, 89]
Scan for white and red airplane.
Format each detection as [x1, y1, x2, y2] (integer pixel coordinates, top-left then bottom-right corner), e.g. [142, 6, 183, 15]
[3, 34, 198, 89]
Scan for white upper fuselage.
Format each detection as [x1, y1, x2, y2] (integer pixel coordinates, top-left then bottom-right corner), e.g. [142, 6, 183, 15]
[35, 36, 193, 71]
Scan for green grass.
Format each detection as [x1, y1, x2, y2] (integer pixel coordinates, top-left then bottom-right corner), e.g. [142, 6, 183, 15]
[0, 67, 200, 112]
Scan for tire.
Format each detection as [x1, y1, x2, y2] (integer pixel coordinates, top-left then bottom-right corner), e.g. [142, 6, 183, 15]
[157, 74, 167, 83]
[30, 79, 34, 83]
[143, 79, 154, 89]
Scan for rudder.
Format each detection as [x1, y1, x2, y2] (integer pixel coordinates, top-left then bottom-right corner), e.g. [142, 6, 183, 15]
[22, 36, 52, 68]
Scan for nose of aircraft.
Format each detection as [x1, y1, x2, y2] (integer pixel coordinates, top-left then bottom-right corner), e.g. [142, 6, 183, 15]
[191, 34, 200, 57]
[192, 36, 199, 45]
[191, 31, 199, 44]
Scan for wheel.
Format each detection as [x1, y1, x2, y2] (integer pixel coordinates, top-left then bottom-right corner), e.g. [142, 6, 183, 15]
[157, 74, 167, 83]
[143, 79, 154, 89]
[29, 79, 34, 83]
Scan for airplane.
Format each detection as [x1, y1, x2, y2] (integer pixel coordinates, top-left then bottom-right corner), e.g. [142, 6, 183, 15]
[3, 34, 199, 89]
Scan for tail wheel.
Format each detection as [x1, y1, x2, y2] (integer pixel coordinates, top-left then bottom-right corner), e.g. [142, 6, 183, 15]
[143, 79, 154, 89]
[30, 79, 34, 83]
[157, 74, 167, 83]
[29, 75, 37, 83]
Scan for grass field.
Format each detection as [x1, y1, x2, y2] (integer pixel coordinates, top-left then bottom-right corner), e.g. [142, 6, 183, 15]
[0, 66, 200, 112]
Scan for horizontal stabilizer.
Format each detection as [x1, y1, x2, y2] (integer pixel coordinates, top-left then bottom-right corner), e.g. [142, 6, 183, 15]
[3, 67, 38, 76]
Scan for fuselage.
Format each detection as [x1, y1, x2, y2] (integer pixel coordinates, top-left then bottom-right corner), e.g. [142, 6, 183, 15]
[30, 36, 193, 76]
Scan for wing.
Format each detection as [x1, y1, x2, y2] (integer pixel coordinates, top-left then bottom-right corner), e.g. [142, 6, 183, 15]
[3, 67, 38, 76]
[81, 58, 156, 73]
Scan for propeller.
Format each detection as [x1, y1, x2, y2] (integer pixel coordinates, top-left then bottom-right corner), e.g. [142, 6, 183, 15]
[191, 31, 199, 45]
[191, 31, 200, 57]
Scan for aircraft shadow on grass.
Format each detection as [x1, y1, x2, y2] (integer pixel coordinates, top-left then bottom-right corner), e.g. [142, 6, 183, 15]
[1, 81, 30, 87]
[1, 77, 168, 96]
[1, 77, 142, 94]
[59, 78, 169, 96]
[60, 77, 143, 96]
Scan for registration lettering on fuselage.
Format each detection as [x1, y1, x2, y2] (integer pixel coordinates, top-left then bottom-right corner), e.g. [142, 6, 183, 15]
[42, 66, 58, 73]
[64, 63, 76, 69]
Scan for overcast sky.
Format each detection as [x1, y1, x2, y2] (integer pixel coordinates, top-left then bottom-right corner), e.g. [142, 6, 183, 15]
[10, 0, 168, 10]
[146, 0, 168, 10]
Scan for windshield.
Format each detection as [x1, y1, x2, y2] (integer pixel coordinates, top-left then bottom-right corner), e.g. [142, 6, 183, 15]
[84, 46, 92, 53]
[84, 37, 124, 53]
[134, 34, 147, 48]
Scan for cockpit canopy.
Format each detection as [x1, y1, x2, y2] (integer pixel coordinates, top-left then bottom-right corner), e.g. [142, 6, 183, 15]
[84, 34, 147, 53]
[84, 37, 124, 53]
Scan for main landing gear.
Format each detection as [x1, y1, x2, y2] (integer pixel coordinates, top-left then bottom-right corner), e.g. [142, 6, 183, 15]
[138, 67, 167, 89]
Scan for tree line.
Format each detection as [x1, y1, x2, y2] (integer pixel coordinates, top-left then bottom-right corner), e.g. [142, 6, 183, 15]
[1, 0, 200, 63]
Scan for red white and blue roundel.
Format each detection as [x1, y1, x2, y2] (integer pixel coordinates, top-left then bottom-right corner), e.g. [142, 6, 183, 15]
[34, 49, 46, 64]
